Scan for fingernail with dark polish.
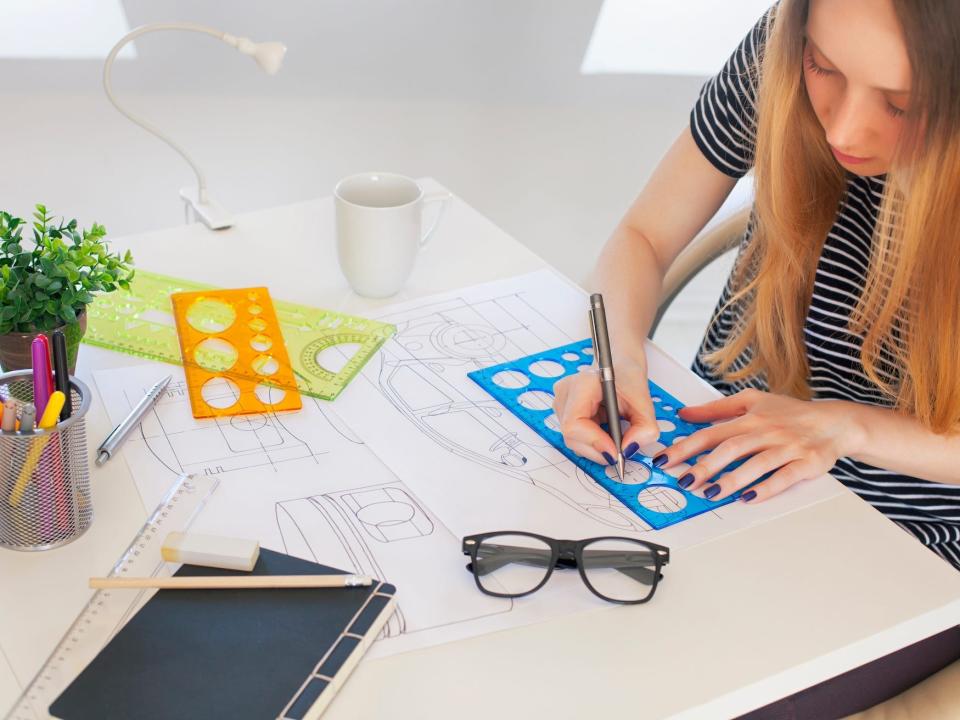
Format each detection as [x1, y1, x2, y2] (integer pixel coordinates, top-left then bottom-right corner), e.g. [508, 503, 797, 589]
[704, 484, 721, 500]
[602, 452, 616, 465]
[652, 454, 668, 468]
[741, 490, 757, 503]
[677, 473, 694, 489]
[624, 442, 639, 459]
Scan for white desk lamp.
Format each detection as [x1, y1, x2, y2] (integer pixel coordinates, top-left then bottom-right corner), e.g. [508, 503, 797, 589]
[103, 23, 286, 230]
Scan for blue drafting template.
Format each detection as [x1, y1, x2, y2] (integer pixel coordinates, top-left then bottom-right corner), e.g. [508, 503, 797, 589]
[469, 339, 761, 530]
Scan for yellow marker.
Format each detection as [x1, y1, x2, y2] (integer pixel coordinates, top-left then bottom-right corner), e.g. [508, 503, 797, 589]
[9, 392, 66, 507]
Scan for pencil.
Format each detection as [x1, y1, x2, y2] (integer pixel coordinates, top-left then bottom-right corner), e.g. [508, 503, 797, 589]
[88, 574, 374, 590]
[8, 392, 66, 507]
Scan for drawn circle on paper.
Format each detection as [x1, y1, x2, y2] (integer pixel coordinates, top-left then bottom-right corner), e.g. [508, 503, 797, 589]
[516, 390, 554, 412]
[491, 370, 530, 389]
[636, 486, 687, 513]
[194, 337, 239, 373]
[357, 501, 416, 528]
[254, 383, 286, 406]
[252, 354, 280, 376]
[561, 352, 580, 362]
[248, 318, 268, 333]
[248, 304, 263, 316]
[543, 413, 561, 432]
[606, 462, 652, 484]
[657, 419, 677, 433]
[528, 360, 565, 378]
[250, 334, 273, 352]
[315, 343, 362, 374]
[405, 342, 423, 351]
[186, 297, 236, 334]
[230, 414, 269, 431]
[200, 376, 241, 410]
[432, 323, 506, 360]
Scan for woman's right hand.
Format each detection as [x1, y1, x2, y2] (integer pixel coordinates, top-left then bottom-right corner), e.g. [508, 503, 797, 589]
[553, 356, 660, 466]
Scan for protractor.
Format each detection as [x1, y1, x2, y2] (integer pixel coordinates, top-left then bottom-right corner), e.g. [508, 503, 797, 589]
[300, 332, 374, 381]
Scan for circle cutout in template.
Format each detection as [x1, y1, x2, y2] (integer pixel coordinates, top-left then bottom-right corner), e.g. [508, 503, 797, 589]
[528, 360, 565, 378]
[543, 413, 561, 432]
[657, 419, 676, 433]
[651, 396, 662, 403]
[254, 382, 287, 405]
[248, 318, 268, 333]
[605, 462, 651, 484]
[200, 377, 241, 410]
[671, 434, 688, 445]
[248, 304, 263, 316]
[315, 343, 362, 374]
[247, 291, 260, 302]
[561, 352, 580, 362]
[516, 390, 554, 412]
[491, 370, 530, 390]
[250, 334, 273, 352]
[582, 347, 594, 356]
[252, 354, 280, 376]
[636, 486, 687, 513]
[186, 297, 236, 334]
[662, 405, 674, 412]
[194, 337, 238, 373]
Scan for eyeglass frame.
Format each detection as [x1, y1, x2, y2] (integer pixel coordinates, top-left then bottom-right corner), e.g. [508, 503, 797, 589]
[461, 531, 670, 605]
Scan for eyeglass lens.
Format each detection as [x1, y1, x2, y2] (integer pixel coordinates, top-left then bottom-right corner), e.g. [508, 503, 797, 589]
[473, 533, 553, 596]
[579, 538, 659, 602]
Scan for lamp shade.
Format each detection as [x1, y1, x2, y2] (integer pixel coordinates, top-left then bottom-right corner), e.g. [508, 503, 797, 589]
[253, 41, 286, 75]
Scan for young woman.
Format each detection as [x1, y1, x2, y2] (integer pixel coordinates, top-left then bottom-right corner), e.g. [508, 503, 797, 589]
[555, 0, 960, 572]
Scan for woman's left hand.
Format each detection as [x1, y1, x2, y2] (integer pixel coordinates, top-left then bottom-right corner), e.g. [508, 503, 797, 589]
[656, 388, 863, 503]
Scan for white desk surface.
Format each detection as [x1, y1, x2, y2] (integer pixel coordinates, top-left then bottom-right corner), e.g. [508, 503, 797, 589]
[1, 179, 958, 720]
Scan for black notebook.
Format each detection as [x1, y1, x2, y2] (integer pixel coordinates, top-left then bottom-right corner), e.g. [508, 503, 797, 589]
[50, 549, 397, 720]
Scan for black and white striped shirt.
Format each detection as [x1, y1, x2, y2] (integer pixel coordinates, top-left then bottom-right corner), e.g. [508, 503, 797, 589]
[689, 9, 960, 570]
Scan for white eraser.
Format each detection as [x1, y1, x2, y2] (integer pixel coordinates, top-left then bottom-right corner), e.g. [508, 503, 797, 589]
[161, 532, 260, 572]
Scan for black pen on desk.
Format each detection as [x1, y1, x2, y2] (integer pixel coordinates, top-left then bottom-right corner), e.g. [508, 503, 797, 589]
[52, 329, 72, 421]
[589, 293, 625, 481]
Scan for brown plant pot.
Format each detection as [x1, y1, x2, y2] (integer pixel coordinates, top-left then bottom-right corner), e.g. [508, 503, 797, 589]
[0, 309, 87, 376]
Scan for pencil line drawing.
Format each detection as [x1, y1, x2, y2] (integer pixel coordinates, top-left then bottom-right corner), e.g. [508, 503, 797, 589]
[329, 292, 652, 532]
[276, 480, 511, 639]
[130, 379, 359, 479]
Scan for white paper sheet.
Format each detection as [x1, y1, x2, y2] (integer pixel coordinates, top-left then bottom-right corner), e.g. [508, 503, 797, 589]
[330, 268, 844, 551]
[94, 364, 620, 659]
[92, 269, 842, 658]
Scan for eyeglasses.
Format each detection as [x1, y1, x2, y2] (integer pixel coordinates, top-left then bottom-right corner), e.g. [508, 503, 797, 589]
[462, 532, 669, 604]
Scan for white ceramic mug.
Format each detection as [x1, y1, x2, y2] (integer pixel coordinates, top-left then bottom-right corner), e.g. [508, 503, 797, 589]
[334, 172, 452, 298]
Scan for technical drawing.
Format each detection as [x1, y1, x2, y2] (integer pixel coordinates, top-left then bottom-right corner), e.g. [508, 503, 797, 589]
[132, 379, 358, 478]
[352, 293, 652, 533]
[276, 481, 510, 639]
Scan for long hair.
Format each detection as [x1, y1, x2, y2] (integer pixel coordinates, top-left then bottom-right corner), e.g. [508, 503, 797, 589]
[703, 0, 960, 434]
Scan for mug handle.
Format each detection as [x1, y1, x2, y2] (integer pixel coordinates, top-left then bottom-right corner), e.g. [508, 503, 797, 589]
[419, 191, 453, 249]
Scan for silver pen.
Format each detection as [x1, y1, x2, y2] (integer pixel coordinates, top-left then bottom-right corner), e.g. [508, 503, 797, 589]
[589, 294, 625, 481]
[95, 375, 172, 466]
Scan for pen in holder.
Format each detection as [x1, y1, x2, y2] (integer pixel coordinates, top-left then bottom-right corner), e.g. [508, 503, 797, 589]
[0, 370, 93, 551]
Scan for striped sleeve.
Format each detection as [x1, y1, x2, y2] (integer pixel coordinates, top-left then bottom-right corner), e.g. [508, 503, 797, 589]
[689, 8, 773, 178]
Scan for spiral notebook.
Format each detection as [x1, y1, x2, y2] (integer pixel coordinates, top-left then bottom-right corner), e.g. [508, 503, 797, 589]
[49, 549, 397, 720]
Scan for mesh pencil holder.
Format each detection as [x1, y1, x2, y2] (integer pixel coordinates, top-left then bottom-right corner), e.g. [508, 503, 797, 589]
[0, 370, 93, 551]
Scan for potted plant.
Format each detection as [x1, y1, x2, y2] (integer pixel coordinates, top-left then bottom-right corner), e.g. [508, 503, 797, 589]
[0, 204, 134, 374]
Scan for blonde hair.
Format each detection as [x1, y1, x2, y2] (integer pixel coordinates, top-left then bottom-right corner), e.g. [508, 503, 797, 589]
[703, 0, 960, 434]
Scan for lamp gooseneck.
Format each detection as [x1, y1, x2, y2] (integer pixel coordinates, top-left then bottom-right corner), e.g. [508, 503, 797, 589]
[102, 22, 286, 229]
